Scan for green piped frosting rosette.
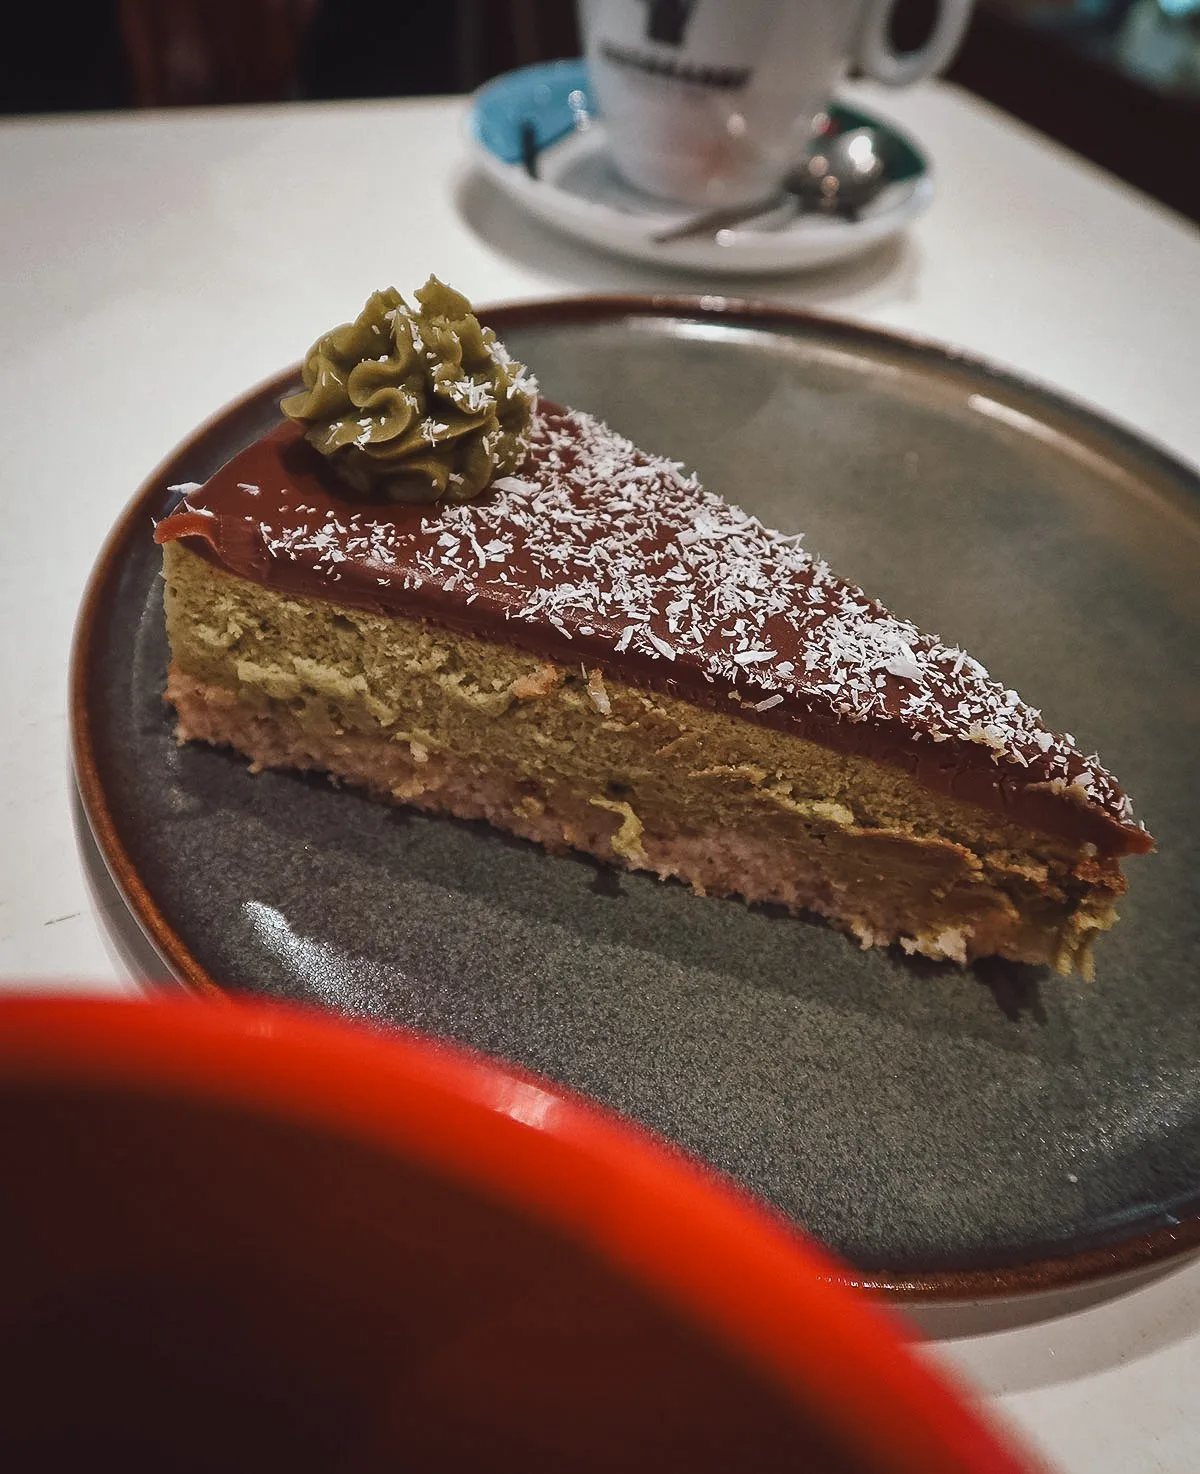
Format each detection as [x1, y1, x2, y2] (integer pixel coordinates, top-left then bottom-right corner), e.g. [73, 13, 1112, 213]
[280, 277, 537, 504]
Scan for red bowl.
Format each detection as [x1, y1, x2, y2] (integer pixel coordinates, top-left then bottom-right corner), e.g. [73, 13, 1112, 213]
[0, 997, 1041, 1472]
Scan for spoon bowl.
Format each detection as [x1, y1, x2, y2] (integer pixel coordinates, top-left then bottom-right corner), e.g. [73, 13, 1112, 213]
[787, 126, 890, 218]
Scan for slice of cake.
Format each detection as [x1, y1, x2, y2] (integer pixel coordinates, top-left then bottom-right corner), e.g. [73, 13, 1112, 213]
[155, 281, 1151, 975]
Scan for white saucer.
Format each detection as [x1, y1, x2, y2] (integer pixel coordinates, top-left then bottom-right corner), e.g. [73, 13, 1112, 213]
[466, 60, 934, 276]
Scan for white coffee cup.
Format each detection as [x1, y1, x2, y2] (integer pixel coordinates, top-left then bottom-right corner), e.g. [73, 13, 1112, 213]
[578, 0, 974, 207]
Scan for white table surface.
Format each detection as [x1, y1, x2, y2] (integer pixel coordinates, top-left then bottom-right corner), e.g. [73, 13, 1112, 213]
[2, 78, 1198, 1472]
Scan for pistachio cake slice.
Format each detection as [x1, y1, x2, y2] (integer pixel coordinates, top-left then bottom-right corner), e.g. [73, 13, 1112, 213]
[154, 283, 1151, 974]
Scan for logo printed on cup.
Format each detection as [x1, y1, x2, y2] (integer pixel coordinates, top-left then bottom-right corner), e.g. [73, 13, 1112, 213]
[642, 0, 698, 46]
[599, 40, 750, 92]
[579, 0, 973, 207]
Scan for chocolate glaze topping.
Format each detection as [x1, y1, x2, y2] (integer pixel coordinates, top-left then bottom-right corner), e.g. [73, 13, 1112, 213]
[156, 404, 1151, 857]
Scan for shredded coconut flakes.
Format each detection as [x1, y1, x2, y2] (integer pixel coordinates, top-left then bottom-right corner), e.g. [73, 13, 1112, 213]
[244, 405, 1133, 821]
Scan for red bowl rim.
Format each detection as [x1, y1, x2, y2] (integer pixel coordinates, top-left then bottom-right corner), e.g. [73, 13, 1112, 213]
[0, 995, 1039, 1474]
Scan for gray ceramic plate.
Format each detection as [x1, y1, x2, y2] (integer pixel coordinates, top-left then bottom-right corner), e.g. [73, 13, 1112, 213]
[74, 298, 1200, 1300]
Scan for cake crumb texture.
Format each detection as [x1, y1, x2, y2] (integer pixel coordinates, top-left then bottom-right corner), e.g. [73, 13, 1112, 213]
[163, 542, 1124, 973]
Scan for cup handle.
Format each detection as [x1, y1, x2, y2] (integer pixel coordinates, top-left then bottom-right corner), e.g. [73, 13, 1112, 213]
[854, 0, 973, 87]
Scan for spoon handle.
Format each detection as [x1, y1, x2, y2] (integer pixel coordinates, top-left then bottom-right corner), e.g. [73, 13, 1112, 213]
[650, 198, 781, 245]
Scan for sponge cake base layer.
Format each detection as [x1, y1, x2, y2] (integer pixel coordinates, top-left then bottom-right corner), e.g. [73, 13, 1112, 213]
[162, 542, 1123, 973]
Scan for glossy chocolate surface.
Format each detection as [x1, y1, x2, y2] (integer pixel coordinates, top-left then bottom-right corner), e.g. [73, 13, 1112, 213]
[155, 406, 1149, 856]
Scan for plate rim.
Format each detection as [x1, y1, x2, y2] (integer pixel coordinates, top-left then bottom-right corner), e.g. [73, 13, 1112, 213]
[70, 292, 1200, 1303]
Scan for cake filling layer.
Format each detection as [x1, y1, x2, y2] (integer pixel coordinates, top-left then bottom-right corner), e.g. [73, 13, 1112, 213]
[161, 544, 1125, 974]
[155, 408, 1149, 858]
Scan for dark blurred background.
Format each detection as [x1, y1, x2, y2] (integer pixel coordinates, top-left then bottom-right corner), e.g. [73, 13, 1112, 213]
[4, 0, 1198, 223]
